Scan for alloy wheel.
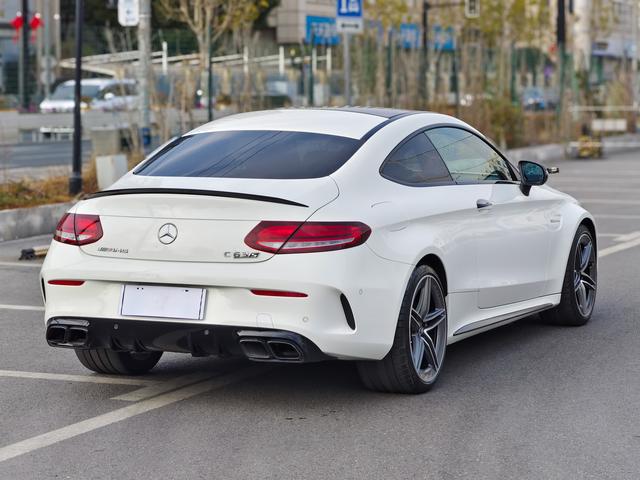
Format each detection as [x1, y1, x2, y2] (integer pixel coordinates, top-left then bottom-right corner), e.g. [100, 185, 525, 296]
[573, 233, 597, 317]
[409, 274, 447, 383]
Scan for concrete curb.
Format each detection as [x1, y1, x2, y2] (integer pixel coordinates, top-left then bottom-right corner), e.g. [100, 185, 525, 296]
[0, 201, 74, 242]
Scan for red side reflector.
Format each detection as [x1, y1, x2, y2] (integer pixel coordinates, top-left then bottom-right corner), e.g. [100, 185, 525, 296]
[245, 221, 371, 254]
[48, 280, 85, 286]
[53, 213, 103, 246]
[250, 289, 308, 298]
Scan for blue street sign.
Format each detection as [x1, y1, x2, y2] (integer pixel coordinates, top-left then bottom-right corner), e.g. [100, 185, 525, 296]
[399, 23, 420, 49]
[337, 0, 363, 17]
[433, 25, 456, 52]
[336, 0, 363, 33]
[306, 16, 340, 46]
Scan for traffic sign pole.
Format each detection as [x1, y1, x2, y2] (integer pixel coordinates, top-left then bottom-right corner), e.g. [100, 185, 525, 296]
[336, 0, 363, 106]
[343, 32, 351, 105]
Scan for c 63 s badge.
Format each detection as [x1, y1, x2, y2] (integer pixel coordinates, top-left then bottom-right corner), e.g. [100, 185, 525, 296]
[225, 251, 260, 259]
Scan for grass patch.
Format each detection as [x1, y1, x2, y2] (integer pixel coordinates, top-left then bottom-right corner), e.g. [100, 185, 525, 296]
[0, 153, 143, 211]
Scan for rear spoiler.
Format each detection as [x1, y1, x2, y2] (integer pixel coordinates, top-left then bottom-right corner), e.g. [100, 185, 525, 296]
[86, 188, 308, 208]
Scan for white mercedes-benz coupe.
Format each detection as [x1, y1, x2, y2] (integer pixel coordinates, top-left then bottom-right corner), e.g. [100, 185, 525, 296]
[41, 108, 597, 393]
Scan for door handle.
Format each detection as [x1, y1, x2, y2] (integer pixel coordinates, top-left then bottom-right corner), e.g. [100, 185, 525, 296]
[476, 199, 493, 209]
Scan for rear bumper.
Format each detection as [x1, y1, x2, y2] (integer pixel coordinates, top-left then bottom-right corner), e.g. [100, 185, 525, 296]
[46, 317, 330, 363]
[41, 241, 412, 360]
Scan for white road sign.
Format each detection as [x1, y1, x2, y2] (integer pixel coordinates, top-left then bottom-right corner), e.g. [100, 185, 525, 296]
[118, 0, 139, 27]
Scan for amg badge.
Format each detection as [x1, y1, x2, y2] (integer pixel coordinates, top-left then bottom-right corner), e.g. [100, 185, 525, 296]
[224, 251, 260, 259]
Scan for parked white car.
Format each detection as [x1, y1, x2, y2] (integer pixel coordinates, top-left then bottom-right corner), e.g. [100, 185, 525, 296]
[41, 108, 597, 393]
[39, 78, 137, 113]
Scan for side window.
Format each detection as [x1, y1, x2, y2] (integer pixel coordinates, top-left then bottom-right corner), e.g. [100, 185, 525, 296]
[381, 132, 453, 186]
[426, 127, 515, 183]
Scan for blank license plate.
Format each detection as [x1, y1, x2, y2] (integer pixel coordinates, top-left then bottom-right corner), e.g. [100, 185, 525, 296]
[120, 285, 207, 320]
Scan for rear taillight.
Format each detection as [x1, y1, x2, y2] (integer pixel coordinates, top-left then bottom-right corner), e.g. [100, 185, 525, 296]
[53, 213, 103, 246]
[245, 221, 371, 254]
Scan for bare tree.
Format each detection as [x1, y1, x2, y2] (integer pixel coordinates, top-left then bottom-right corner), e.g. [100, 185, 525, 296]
[157, 0, 269, 108]
[366, 0, 408, 106]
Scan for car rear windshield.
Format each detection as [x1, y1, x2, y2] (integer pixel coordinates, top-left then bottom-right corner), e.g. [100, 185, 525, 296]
[134, 130, 361, 179]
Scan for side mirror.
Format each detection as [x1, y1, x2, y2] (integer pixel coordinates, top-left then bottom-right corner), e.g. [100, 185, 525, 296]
[103, 92, 115, 101]
[518, 160, 548, 196]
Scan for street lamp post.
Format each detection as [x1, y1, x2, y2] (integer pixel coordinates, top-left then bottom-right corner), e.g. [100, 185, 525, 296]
[20, 0, 31, 111]
[69, 0, 84, 195]
[206, 13, 213, 122]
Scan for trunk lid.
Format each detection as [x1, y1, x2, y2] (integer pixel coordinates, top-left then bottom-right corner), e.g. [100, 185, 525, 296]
[76, 176, 338, 263]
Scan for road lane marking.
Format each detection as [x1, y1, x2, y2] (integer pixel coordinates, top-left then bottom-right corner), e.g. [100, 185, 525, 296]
[111, 371, 215, 402]
[0, 304, 44, 312]
[598, 233, 625, 237]
[0, 366, 267, 463]
[600, 237, 640, 258]
[0, 261, 42, 269]
[0, 370, 156, 386]
[614, 231, 640, 242]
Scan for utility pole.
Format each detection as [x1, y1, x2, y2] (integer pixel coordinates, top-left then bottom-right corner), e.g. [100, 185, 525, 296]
[69, 0, 83, 195]
[309, 33, 316, 107]
[54, 0, 61, 78]
[343, 33, 351, 105]
[138, 0, 151, 151]
[386, 29, 393, 102]
[420, 1, 430, 107]
[453, 30, 460, 118]
[632, 0, 638, 132]
[20, 0, 30, 111]
[44, 0, 52, 97]
[206, 8, 213, 122]
[556, 0, 566, 125]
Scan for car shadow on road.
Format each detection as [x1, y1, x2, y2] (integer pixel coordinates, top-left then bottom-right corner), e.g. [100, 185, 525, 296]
[173, 313, 581, 404]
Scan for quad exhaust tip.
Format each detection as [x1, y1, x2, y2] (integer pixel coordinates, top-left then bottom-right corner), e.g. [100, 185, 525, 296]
[239, 338, 303, 362]
[46, 324, 89, 347]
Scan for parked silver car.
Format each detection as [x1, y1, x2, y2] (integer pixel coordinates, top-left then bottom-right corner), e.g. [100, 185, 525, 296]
[39, 79, 138, 113]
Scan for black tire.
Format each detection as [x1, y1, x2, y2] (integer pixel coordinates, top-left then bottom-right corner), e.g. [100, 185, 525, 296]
[541, 225, 597, 326]
[75, 348, 162, 375]
[357, 265, 447, 394]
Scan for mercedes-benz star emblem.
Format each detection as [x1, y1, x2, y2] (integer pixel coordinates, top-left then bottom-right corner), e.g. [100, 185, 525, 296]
[158, 223, 178, 245]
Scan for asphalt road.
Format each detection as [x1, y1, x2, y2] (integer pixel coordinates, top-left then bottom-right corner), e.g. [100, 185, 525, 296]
[0, 140, 92, 169]
[1, 150, 640, 479]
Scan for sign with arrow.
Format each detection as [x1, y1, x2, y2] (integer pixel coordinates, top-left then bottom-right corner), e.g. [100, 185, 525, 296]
[336, 0, 363, 34]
